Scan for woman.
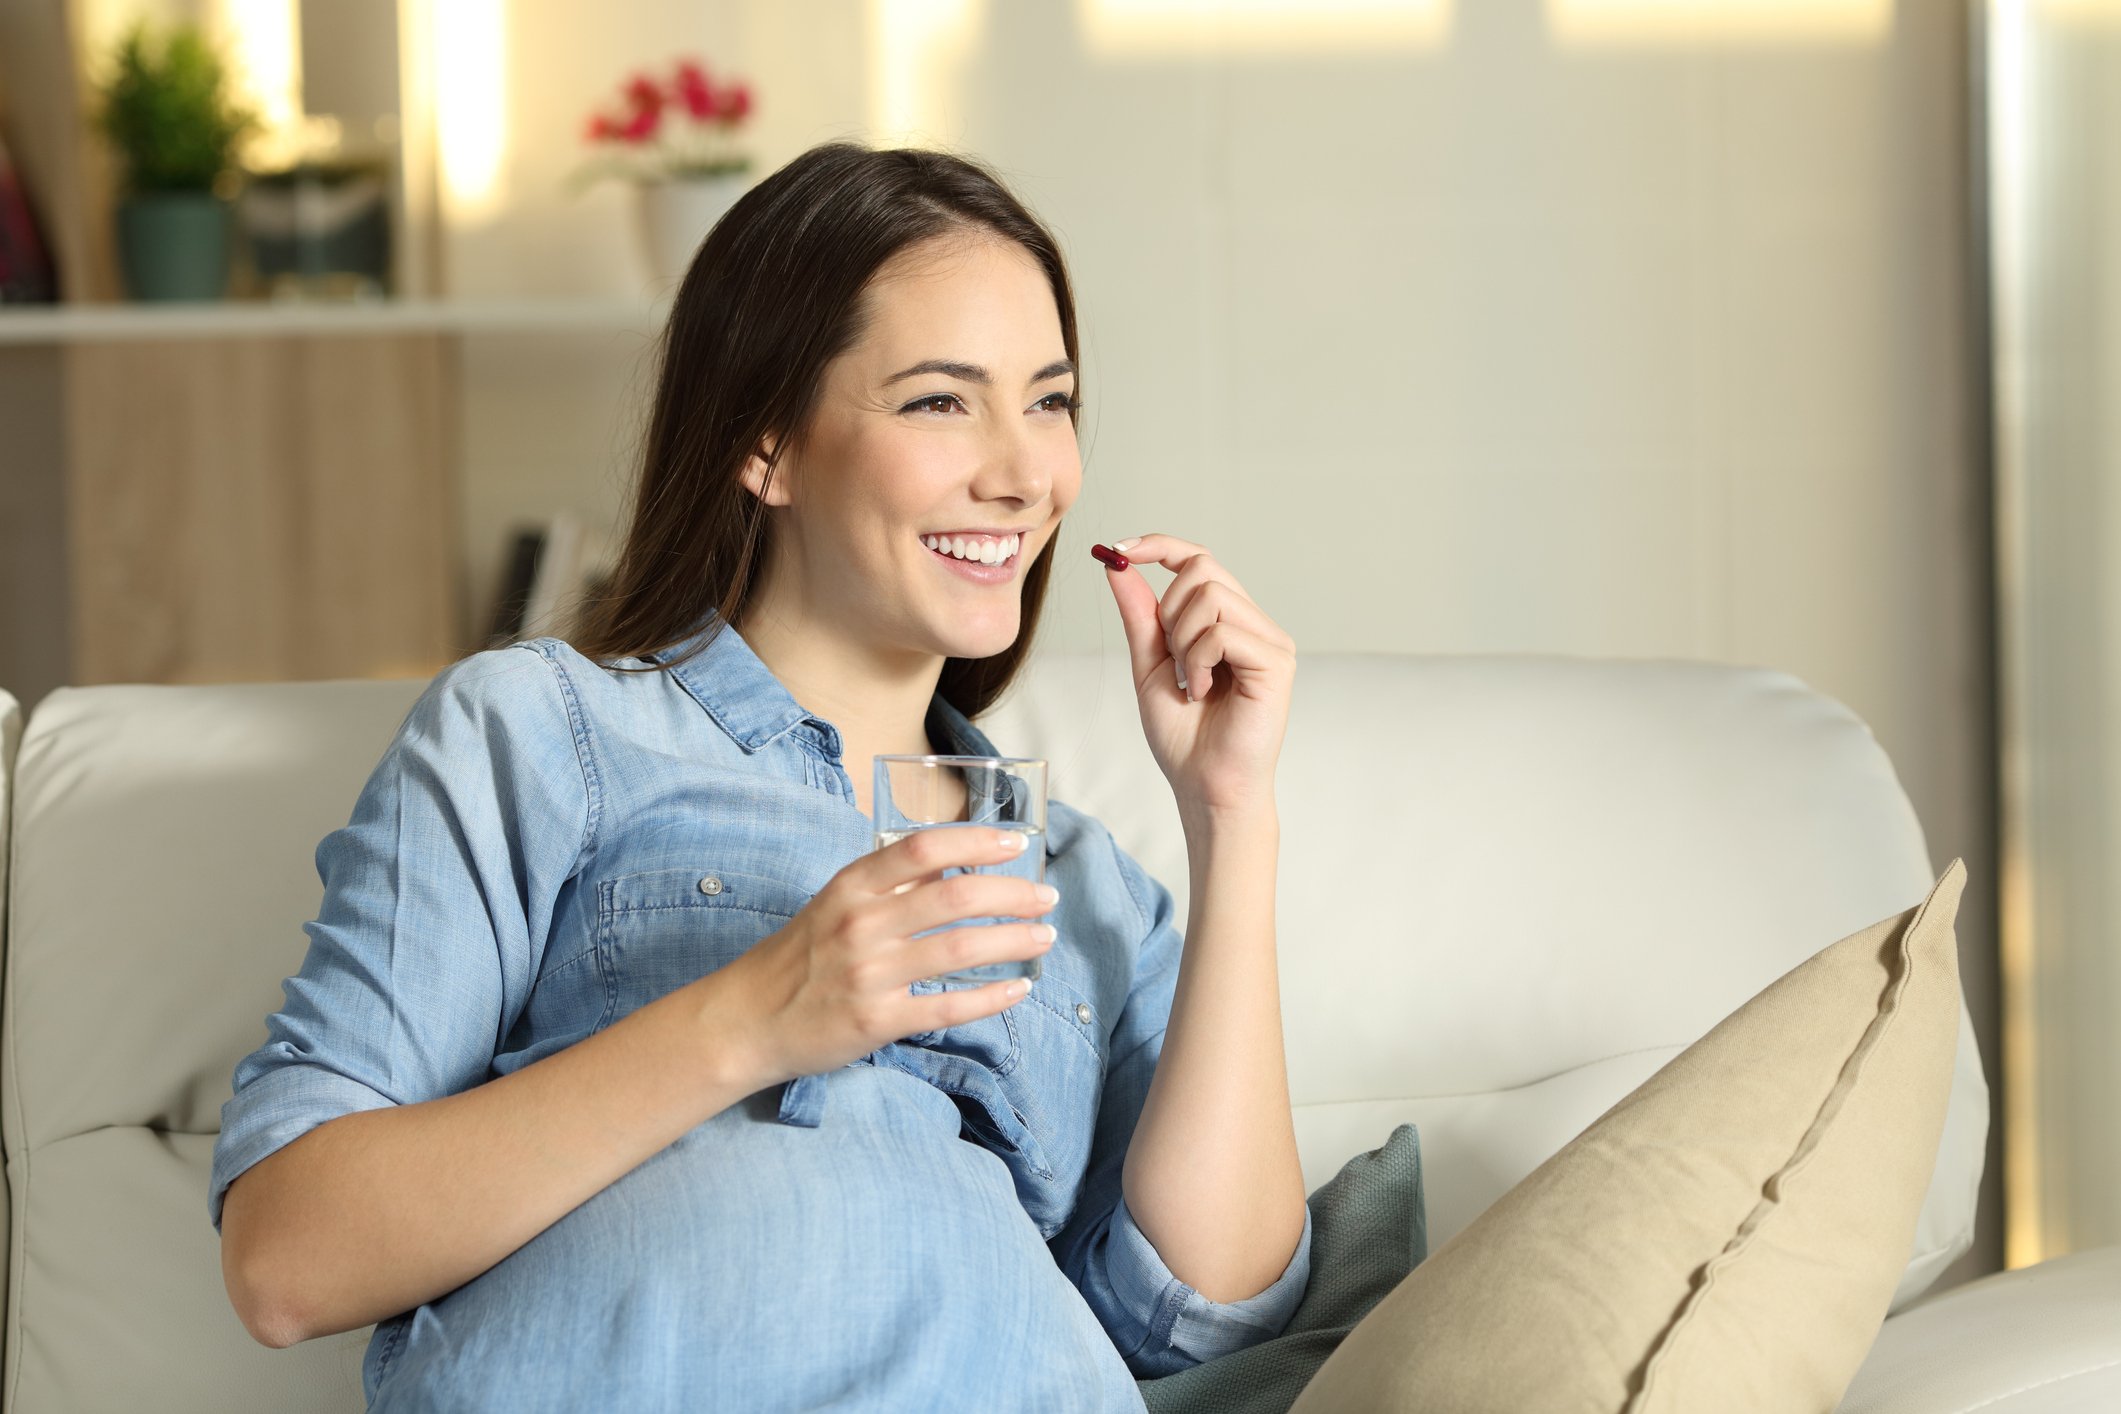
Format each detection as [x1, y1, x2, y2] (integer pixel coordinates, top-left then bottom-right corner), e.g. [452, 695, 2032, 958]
[209, 142, 1311, 1412]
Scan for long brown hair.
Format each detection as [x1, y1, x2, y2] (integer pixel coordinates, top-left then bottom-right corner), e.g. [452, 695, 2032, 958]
[568, 141, 1081, 721]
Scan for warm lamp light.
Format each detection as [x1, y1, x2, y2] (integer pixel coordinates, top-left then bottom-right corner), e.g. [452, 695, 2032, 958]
[207, 0, 302, 135]
[1078, 0, 1450, 54]
[1547, 0, 1894, 44]
[431, 0, 508, 225]
[2032, 0, 2121, 22]
[867, 0, 987, 147]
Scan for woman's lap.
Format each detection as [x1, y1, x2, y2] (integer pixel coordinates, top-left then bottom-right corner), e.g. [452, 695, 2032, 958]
[366, 1065, 1143, 1413]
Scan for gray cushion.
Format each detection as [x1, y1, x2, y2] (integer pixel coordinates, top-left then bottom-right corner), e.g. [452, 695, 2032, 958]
[1139, 1123, 1428, 1412]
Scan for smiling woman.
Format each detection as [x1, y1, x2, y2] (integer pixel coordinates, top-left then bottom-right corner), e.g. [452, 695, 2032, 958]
[207, 139, 1313, 1414]
[570, 143, 1084, 729]
[718, 228, 1085, 737]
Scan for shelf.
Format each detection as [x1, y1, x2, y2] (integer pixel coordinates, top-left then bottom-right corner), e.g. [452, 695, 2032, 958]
[0, 296, 672, 343]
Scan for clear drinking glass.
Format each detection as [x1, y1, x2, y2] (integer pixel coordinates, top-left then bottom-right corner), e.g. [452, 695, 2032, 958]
[872, 754, 1049, 986]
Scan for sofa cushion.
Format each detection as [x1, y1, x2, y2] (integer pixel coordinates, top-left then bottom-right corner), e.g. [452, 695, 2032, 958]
[1839, 1242, 2121, 1414]
[1286, 858, 1966, 1413]
[6, 1125, 372, 1409]
[4, 679, 422, 1411]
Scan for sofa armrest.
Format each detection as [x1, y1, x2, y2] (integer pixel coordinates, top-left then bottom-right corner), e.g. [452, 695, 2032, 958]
[1838, 1244, 2121, 1412]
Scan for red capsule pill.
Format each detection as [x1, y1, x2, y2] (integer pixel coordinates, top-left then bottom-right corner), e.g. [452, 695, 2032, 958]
[1090, 543, 1130, 571]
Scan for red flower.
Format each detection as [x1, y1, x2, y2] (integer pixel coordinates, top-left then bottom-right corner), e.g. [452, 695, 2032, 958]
[624, 71, 665, 116]
[674, 59, 718, 120]
[578, 58, 751, 149]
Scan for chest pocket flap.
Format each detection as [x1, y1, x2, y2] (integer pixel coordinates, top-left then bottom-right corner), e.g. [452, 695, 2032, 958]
[595, 865, 817, 1024]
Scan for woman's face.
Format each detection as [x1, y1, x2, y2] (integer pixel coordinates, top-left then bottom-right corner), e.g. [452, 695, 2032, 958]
[743, 233, 1082, 661]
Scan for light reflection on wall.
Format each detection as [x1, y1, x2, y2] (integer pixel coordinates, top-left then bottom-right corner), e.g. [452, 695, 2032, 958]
[1547, 0, 1893, 44]
[206, 0, 301, 134]
[1990, 0, 2121, 1271]
[429, 0, 507, 226]
[1988, 0, 2039, 1273]
[2034, 0, 2121, 22]
[1077, 0, 1450, 55]
[868, 0, 987, 147]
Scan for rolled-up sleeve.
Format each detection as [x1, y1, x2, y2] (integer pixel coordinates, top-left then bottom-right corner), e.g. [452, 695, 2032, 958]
[1050, 838, 1314, 1378]
[207, 646, 592, 1233]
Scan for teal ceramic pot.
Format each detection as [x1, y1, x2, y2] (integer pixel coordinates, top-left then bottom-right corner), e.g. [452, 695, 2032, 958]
[115, 191, 232, 300]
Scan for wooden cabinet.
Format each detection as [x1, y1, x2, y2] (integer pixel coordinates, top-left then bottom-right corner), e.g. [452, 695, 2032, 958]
[0, 299, 656, 713]
[4, 328, 457, 707]
[63, 331, 460, 687]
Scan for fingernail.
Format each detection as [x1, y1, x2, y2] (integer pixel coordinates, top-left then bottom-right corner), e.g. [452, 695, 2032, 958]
[1008, 978, 1031, 996]
[1113, 537, 1140, 552]
[1175, 665, 1188, 693]
[1036, 883, 1060, 905]
[998, 831, 1027, 851]
[1032, 923, 1058, 942]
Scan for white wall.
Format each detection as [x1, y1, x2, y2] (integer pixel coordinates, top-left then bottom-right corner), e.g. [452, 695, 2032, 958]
[443, 0, 2000, 1279]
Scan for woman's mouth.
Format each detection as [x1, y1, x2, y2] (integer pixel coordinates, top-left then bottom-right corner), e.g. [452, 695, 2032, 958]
[920, 532, 1022, 585]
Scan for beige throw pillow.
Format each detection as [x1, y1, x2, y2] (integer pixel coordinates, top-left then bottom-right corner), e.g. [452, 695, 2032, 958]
[1289, 858, 1968, 1414]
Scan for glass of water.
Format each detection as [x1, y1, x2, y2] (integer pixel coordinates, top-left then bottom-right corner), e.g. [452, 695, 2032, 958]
[872, 754, 1048, 986]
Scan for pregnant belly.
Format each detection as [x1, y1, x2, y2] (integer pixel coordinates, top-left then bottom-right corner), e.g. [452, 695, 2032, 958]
[368, 1065, 1142, 1414]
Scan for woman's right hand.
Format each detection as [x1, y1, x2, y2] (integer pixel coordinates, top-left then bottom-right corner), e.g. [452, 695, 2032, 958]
[717, 827, 1057, 1087]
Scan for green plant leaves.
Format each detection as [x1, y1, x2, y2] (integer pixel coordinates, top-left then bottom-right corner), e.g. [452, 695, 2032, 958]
[94, 19, 260, 194]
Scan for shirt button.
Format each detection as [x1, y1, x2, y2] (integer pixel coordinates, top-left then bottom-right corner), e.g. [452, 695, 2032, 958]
[698, 875, 724, 896]
[1074, 1002, 1093, 1024]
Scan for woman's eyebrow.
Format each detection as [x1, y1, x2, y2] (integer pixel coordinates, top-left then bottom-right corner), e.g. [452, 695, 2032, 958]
[884, 357, 1076, 387]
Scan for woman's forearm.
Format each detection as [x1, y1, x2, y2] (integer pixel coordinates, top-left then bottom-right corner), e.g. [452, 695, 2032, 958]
[218, 968, 780, 1349]
[1120, 803, 1307, 1304]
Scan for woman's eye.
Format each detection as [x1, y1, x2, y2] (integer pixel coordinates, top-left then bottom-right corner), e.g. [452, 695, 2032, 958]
[903, 392, 1081, 416]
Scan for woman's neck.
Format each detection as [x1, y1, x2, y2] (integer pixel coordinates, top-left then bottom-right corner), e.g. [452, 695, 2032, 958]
[730, 601, 942, 765]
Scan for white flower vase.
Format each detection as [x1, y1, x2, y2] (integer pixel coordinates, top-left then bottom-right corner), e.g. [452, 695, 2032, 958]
[635, 173, 748, 296]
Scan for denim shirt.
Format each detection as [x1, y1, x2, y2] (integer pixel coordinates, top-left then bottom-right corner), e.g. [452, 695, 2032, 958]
[208, 611, 1312, 1387]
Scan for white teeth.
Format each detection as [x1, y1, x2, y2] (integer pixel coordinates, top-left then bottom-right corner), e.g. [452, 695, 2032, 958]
[922, 532, 1019, 563]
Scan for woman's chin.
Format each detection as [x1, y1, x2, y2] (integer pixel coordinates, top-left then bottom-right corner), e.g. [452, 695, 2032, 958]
[935, 609, 1021, 659]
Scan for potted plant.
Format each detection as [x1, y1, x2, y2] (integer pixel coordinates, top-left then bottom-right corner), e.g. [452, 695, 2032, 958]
[568, 58, 756, 294]
[93, 19, 259, 301]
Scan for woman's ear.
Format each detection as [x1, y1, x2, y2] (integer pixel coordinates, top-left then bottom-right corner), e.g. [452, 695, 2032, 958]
[738, 435, 792, 508]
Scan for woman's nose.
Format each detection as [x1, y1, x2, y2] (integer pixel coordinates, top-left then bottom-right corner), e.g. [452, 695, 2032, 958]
[973, 432, 1052, 506]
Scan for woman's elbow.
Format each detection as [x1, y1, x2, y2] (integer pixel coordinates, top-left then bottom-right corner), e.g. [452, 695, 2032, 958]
[223, 1243, 301, 1348]
[220, 1189, 306, 1348]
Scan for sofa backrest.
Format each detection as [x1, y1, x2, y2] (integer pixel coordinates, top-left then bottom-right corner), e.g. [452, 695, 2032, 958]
[4, 678, 424, 1410]
[984, 653, 1985, 1275]
[0, 654, 1986, 1412]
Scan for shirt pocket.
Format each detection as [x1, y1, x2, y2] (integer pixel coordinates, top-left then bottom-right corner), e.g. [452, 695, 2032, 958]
[595, 864, 815, 1026]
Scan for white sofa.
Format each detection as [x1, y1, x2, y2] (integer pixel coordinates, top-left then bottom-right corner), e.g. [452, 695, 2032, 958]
[0, 651, 2116, 1412]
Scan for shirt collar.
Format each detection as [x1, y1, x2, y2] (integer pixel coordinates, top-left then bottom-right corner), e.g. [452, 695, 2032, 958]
[647, 610, 1000, 761]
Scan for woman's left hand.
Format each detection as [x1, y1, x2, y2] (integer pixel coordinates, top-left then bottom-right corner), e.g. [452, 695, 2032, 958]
[1097, 533, 1295, 820]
